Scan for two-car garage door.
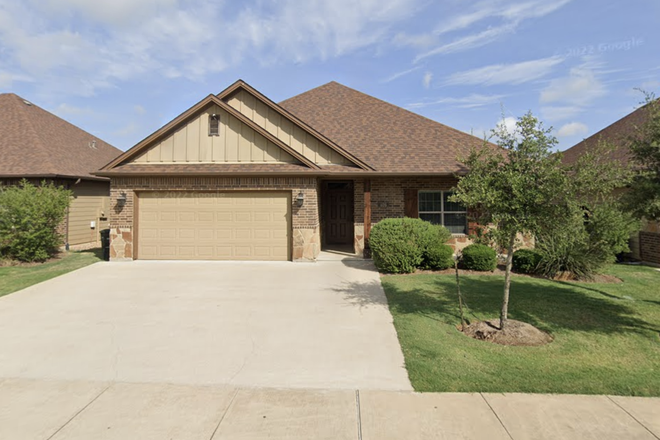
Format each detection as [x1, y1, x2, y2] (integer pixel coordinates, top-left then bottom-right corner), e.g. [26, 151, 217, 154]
[137, 192, 290, 261]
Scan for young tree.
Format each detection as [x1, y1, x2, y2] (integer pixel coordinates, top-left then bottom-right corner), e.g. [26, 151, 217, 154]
[624, 95, 660, 223]
[451, 113, 566, 329]
[453, 113, 637, 330]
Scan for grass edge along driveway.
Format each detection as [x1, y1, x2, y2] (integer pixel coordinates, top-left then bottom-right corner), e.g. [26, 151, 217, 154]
[0, 250, 102, 298]
[381, 264, 660, 396]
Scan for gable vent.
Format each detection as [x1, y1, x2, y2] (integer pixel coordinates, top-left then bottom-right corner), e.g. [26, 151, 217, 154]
[209, 114, 220, 136]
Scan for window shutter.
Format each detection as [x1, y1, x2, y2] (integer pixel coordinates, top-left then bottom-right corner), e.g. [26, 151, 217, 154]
[404, 189, 418, 218]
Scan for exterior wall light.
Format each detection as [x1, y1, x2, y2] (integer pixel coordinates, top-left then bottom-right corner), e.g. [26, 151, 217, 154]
[116, 192, 127, 206]
[296, 192, 305, 207]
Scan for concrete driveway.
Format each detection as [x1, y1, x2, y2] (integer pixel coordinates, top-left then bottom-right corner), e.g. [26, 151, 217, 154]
[0, 256, 411, 391]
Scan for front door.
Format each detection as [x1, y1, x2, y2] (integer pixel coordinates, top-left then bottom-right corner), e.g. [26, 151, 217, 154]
[323, 181, 354, 245]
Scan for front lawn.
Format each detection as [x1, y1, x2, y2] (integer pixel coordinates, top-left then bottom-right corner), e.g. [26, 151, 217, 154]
[0, 249, 103, 298]
[381, 264, 660, 396]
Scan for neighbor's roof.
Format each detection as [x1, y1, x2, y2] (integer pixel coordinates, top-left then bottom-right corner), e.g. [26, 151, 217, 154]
[561, 102, 653, 167]
[279, 81, 492, 174]
[0, 93, 122, 180]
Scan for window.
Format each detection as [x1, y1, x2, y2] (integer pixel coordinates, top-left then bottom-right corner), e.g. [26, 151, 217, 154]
[418, 190, 467, 234]
[209, 114, 220, 136]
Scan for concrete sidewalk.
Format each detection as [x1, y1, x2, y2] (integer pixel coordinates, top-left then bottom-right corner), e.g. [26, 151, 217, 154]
[1, 378, 658, 440]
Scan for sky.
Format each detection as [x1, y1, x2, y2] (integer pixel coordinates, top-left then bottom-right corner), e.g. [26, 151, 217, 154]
[0, 0, 658, 152]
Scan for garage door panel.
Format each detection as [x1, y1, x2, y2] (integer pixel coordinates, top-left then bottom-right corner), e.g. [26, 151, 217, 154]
[138, 192, 290, 261]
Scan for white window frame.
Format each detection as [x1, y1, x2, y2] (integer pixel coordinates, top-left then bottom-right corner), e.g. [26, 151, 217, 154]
[418, 190, 468, 235]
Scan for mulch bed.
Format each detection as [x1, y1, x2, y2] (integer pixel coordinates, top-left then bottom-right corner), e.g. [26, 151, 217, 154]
[460, 319, 554, 346]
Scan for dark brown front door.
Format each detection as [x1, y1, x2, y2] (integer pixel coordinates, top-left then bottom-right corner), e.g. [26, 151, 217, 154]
[323, 181, 354, 245]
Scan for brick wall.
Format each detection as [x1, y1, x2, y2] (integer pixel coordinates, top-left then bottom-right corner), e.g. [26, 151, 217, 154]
[352, 176, 467, 253]
[640, 231, 660, 265]
[109, 176, 320, 261]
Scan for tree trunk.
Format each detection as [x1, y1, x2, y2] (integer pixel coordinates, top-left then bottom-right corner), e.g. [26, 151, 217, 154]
[455, 259, 466, 331]
[500, 233, 516, 330]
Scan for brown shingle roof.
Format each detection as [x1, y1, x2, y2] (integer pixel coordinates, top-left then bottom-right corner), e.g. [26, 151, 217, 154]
[562, 103, 652, 166]
[0, 93, 122, 180]
[279, 81, 492, 174]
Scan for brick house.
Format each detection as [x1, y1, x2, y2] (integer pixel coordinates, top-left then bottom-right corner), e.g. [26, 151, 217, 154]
[96, 80, 495, 261]
[0, 93, 122, 249]
[562, 102, 659, 265]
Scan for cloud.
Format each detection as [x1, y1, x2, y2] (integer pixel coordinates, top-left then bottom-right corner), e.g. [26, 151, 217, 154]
[422, 71, 433, 89]
[381, 65, 423, 83]
[445, 56, 564, 86]
[540, 62, 606, 106]
[557, 121, 588, 137]
[392, 32, 436, 48]
[0, 0, 420, 96]
[434, 0, 572, 36]
[540, 105, 584, 122]
[497, 116, 518, 134]
[134, 105, 146, 115]
[416, 0, 572, 62]
[415, 24, 516, 62]
[114, 121, 141, 137]
[53, 103, 95, 116]
[408, 93, 505, 109]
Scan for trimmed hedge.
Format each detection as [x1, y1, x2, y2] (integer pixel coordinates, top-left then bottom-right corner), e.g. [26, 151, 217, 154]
[423, 243, 455, 270]
[370, 218, 452, 273]
[512, 249, 542, 274]
[461, 243, 496, 271]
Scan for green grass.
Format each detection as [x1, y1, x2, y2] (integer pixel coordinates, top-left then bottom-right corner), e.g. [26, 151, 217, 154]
[0, 249, 103, 298]
[381, 264, 660, 396]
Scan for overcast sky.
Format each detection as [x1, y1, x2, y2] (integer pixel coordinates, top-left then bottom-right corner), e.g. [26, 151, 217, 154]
[1, 0, 658, 152]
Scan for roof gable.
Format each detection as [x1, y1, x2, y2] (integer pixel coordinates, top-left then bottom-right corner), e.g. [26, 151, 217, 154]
[217, 80, 371, 170]
[100, 94, 320, 174]
[0, 93, 121, 180]
[279, 81, 493, 174]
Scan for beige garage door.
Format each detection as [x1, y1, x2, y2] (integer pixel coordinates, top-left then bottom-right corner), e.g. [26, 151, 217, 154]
[137, 192, 290, 261]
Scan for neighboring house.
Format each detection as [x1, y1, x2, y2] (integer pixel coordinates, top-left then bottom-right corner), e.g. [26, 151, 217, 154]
[0, 93, 122, 249]
[562, 103, 659, 264]
[96, 80, 493, 261]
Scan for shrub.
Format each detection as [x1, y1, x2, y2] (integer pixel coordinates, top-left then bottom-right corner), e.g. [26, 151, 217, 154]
[512, 249, 542, 274]
[370, 218, 451, 273]
[0, 180, 71, 262]
[461, 243, 496, 271]
[536, 205, 639, 279]
[423, 243, 454, 270]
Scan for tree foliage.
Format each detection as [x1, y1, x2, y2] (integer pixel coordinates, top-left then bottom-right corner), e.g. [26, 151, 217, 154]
[451, 112, 636, 329]
[0, 180, 71, 262]
[624, 94, 660, 222]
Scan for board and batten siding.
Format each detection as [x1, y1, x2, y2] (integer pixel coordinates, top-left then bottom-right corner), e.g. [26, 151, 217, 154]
[133, 104, 298, 164]
[68, 181, 110, 246]
[226, 89, 352, 166]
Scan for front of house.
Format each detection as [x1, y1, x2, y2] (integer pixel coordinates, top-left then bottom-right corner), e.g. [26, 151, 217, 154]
[96, 80, 489, 261]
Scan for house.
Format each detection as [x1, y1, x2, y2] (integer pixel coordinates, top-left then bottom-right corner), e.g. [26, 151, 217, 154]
[562, 102, 659, 264]
[95, 80, 492, 261]
[0, 93, 122, 249]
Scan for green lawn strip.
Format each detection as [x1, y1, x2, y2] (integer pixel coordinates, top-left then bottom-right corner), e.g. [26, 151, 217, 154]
[382, 264, 660, 396]
[0, 249, 103, 298]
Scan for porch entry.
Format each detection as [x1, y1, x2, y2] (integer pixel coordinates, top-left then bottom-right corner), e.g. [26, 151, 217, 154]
[321, 181, 354, 251]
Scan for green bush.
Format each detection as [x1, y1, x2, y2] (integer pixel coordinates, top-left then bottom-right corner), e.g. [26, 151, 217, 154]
[423, 243, 455, 270]
[370, 218, 451, 273]
[536, 205, 639, 279]
[461, 243, 497, 271]
[512, 249, 542, 274]
[0, 180, 71, 262]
